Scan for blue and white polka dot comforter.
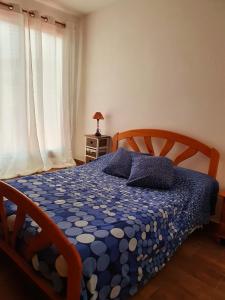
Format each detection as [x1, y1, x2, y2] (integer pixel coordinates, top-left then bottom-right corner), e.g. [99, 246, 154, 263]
[5, 154, 218, 299]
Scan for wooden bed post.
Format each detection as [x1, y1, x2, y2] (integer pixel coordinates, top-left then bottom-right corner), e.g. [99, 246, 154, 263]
[208, 148, 220, 178]
[112, 133, 119, 152]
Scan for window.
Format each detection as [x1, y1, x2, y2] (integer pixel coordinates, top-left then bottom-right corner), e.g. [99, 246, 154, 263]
[0, 9, 76, 178]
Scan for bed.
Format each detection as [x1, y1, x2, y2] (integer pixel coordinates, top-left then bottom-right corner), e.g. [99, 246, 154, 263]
[0, 129, 220, 300]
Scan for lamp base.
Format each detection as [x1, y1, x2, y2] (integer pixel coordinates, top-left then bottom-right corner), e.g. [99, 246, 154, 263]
[95, 119, 101, 137]
[95, 129, 101, 137]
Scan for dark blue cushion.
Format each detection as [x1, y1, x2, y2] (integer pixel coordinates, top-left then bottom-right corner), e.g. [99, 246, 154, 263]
[102, 148, 150, 178]
[127, 156, 175, 189]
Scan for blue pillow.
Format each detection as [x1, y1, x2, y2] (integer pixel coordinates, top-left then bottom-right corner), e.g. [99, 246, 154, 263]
[127, 156, 175, 189]
[103, 148, 150, 178]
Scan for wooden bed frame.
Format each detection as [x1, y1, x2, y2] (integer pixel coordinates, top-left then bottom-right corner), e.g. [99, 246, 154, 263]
[0, 129, 220, 300]
[112, 129, 219, 178]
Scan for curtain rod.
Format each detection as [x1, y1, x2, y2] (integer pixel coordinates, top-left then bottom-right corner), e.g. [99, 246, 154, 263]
[0, 1, 66, 27]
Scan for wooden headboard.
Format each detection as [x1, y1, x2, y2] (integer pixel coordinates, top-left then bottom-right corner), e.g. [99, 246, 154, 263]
[112, 129, 220, 178]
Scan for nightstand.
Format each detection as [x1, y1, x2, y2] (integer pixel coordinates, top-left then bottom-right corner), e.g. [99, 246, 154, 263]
[216, 191, 225, 241]
[85, 135, 111, 163]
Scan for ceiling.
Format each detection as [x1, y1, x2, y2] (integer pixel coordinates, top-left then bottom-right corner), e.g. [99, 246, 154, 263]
[38, 0, 119, 14]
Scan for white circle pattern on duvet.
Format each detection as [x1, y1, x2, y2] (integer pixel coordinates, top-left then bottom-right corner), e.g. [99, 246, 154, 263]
[76, 233, 95, 244]
[110, 228, 124, 239]
[87, 274, 98, 294]
[75, 220, 88, 227]
[7, 214, 16, 232]
[55, 255, 68, 277]
[32, 255, 39, 271]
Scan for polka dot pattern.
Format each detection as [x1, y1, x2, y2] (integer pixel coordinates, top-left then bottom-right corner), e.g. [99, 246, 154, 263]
[129, 238, 137, 252]
[110, 285, 121, 299]
[87, 274, 98, 294]
[91, 241, 107, 256]
[55, 255, 68, 277]
[7, 214, 16, 232]
[76, 234, 95, 244]
[32, 255, 39, 271]
[4, 153, 218, 299]
[75, 220, 88, 227]
[110, 228, 124, 239]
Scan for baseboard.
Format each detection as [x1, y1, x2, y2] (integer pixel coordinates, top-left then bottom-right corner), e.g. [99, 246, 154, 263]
[74, 159, 85, 166]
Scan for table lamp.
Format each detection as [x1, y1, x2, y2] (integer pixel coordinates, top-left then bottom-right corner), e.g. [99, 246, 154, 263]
[93, 112, 104, 136]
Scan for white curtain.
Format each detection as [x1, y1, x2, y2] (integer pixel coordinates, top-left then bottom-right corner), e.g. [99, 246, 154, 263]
[0, 7, 77, 179]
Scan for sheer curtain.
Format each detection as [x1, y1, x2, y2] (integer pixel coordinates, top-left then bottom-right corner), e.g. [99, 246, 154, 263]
[0, 7, 77, 179]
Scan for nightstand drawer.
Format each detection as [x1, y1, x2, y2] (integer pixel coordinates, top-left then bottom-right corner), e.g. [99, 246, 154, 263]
[99, 139, 108, 147]
[86, 138, 97, 148]
[86, 148, 97, 158]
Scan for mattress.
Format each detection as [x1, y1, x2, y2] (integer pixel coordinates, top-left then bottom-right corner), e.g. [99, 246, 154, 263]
[4, 153, 218, 299]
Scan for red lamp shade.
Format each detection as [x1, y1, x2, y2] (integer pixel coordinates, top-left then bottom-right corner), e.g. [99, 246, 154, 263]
[93, 112, 104, 120]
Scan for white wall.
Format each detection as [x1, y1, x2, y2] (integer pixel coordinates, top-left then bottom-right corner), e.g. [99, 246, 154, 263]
[76, 0, 225, 195]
